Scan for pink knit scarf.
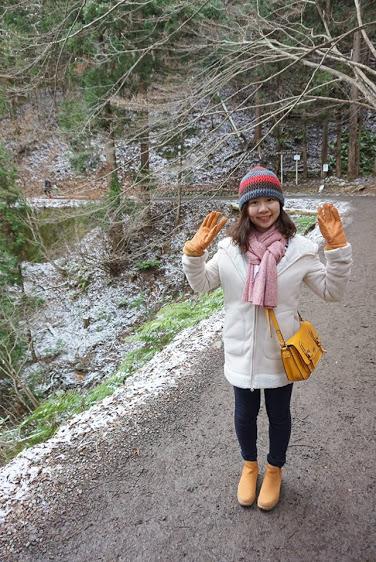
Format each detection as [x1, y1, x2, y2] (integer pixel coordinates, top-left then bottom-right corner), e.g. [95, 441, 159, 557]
[242, 226, 287, 308]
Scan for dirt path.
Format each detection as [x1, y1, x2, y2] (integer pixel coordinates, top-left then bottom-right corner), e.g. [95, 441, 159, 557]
[1, 196, 376, 562]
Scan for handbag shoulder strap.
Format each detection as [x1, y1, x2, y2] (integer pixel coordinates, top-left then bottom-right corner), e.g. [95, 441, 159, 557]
[265, 309, 286, 349]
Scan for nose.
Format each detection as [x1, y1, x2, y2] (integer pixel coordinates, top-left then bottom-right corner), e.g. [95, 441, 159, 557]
[258, 202, 268, 213]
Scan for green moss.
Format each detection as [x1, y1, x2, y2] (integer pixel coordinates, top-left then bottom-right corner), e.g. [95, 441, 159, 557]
[118, 293, 146, 309]
[135, 259, 161, 271]
[82, 376, 124, 406]
[1, 391, 85, 461]
[119, 288, 223, 375]
[293, 214, 316, 234]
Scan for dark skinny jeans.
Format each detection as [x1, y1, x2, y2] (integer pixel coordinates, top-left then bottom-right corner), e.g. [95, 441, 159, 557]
[233, 384, 293, 468]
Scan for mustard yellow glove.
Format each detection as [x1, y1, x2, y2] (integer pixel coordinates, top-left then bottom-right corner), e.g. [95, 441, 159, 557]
[183, 211, 228, 257]
[317, 203, 348, 250]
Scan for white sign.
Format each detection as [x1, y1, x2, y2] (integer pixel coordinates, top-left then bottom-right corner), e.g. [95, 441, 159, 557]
[322, 163, 329, 172]
[293, 154, 301, 161]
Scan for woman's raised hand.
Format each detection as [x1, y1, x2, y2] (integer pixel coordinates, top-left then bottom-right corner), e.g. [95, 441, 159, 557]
[183, 211, 228, 256]
[317, 203, 348, 249]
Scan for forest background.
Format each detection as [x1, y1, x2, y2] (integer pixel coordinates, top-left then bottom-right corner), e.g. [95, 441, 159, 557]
[1, 0, 375, 465]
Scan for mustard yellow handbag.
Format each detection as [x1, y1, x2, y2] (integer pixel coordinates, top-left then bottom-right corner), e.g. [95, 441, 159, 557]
[266, 309, 326, 382]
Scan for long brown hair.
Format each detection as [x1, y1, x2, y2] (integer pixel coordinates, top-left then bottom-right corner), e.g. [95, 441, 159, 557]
[228, 203, 297, 254]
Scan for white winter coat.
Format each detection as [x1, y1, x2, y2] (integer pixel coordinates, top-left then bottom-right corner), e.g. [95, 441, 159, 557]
[182, 235, 352, 390]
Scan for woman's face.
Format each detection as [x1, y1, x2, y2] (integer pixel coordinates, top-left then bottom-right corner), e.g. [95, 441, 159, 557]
[247, 197, 281, 232]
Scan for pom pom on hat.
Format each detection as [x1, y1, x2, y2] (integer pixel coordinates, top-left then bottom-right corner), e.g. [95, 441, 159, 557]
[238, 166, 284, 209]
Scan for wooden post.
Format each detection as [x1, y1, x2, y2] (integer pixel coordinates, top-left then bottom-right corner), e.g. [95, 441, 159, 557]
[280, 154, 283, 185]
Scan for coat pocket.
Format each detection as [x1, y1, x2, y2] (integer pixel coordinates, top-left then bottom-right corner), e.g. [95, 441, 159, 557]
[223, 311, 246, 357]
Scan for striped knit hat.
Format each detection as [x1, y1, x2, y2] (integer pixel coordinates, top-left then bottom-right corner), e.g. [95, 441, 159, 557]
[238, 166, 284, 209]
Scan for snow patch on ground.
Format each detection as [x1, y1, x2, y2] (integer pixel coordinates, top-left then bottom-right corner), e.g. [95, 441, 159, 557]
[285, 198, 352, 244]
[25, 197, 95, 208]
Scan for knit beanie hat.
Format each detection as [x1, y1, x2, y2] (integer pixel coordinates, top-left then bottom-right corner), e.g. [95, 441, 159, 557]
[238, 166, 284, 209]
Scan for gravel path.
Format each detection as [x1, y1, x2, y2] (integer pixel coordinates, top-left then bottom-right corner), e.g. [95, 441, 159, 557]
[1, 196, 375, 562]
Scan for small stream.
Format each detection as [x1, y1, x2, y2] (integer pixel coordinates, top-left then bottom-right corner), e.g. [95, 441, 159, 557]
[25, 201, 103, 262]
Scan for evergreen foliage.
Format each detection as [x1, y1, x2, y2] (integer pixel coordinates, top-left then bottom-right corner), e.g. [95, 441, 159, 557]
[329, 129, 376, 176]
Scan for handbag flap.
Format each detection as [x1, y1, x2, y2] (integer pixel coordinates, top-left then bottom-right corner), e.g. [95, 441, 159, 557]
[286, 321, 323, 365]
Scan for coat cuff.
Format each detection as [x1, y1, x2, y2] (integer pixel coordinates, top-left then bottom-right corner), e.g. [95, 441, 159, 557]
[182, 250, 208, 264]
[324, 243, 352, 256]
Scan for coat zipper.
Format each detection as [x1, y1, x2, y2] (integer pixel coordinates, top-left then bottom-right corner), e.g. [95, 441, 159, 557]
[250, 306, 257, 391]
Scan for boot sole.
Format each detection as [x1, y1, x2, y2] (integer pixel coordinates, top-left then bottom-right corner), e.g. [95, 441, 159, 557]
[238, 498, 256, 507]
[257, 501, 279, 511]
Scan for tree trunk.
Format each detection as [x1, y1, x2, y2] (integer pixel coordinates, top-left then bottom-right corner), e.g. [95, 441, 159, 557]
[10, 96, 21, 136]
[357, 110, 362, 175]
[321, 116, 329, 178]
[104, 104, 126, 275]
[274, 123, 282, 176]
[347, 30, 361, 179]
[104, 103, 119, 190]
[325, 0, 331, 19]
[139, 82, 150, 177]
[107, 218, 126, 276]
[18, 264, 38, 363]
[138, 82, 151, 217]
[253, 88, 262, 156]
[140, 127, 150, 174]
[335, 110, 342, 177]
[98, 30, 119, 192]
[175, 139, 183, 226]
[302, 110, 308, 180]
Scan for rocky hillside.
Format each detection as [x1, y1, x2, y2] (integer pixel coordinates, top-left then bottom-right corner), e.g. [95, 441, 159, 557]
[3, 89, 376, 200]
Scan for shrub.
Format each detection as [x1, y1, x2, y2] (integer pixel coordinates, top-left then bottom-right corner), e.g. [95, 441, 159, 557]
[135, 259, 161, 271]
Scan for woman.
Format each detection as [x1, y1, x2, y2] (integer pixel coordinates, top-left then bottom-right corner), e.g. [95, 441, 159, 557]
[182, 166, 352, 511]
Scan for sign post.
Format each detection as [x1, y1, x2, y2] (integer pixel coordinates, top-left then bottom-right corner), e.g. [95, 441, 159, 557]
[293, 154, 300, 185]
[322, 163, 329, 187]
[276, 150, 301, 185]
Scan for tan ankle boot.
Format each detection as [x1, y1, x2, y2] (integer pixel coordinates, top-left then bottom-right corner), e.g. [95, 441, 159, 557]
[237, 461, 259, 506]
[257, 463, 282, 511]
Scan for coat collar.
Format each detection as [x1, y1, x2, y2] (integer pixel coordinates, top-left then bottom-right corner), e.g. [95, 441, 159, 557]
[219, 235, 317, 284]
